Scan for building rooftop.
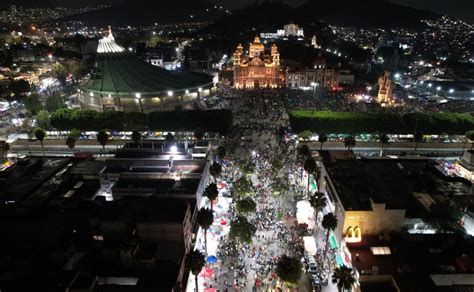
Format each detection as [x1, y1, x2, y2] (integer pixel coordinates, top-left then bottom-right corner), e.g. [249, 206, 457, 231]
[114, 178, 200, 195]
[324, 158, 471, 214]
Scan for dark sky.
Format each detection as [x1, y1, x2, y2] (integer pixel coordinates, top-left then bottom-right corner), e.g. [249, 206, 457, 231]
[9, 0, 474, 23]
[217, 0, 474, 23]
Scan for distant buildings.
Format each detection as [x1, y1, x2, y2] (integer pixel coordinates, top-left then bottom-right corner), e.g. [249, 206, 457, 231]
[377, 71, 394, 104]
[286, 54, 350, 89]
[233, 36, 282, 89]
[259, 23, 304, 40]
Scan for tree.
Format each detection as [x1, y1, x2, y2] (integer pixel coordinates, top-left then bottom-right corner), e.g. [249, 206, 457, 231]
[298, 130, 313, 141]
[297, 144, 310, 159]
[194, 127, 205, 140]
[232, 176, 253, 197]
[52, 62, 68, 85]
[97, 130, 109, 155]
[196, 208, 214, 255]
[23, 93, 43, 114]
[209, 162, 222, 180]
[332, 265, 356, 292]
[318, 132, 328, 150]
[34, 128, 46, 156]
[414, 132, 423, 153]
[322, 212, 338, 254]
[165, 132, 174, 142]
[69, 128, 82, 140]
[424, 202, 462, 233]
[131, 130, 142, 144]
[66, 137, 76, 152]
[3, 142, 11, 156]
[8, 79, 30, 98]
[236, 197, 257, 214]
[378, 133, 389, 157]
[304, 158, 317, 192]
[465, 130, 474, 150]
[309, 192, 327, 224]
[276, 255, 302, 285]
[229, 215, 256, 244]
[185, 250, 206, 292]
[204, 183, 219, 211]
[216, 146, 226, 161]
[344, 136, 356, 151]
[36, 110, 50, 129]
[45, 92, 66, 112]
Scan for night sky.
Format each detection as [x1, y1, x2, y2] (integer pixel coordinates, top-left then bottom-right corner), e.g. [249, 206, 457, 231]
[8, 0, 474, 23]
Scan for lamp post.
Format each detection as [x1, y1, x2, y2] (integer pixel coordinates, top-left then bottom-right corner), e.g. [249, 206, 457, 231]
[135, 93, 143, 113]
[311, 82, 318, 98]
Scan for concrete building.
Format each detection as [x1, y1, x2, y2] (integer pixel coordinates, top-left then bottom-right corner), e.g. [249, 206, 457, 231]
[377, 71, 394, 104]
[286, 55, 340, 89]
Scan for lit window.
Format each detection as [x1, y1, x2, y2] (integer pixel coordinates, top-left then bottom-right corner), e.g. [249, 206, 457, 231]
[370, 246, 391, 255]
[93, 235, 104, 241]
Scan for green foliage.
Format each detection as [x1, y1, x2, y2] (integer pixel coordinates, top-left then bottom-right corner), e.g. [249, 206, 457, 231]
[465, 130, 474, 141]
[131, 131, 142, 143]
[52, 62, 68, 85]
[185, 250, 206, 275]
[96, 130, 109, 148]
[45, 93, 66, 112]
[68, 128, 82, 140]
[23, 93, 43, 114]
[344, 135, 356, 150]
[289, 111, 474, 135]
[229, 215, 256, 243]
[424, 202, 463, 233]
[66, 137, 76, 150]
[309, 192, 327, 214]
[209, 162, 222, 178]
[36, 110, 50, 129]
[276, 255, 302, 284]
[34, 128, 46, 142]
[216, 146, 226, 160]
[332, 266, 356, 291]
[322, 212, 338, 232]
[232, 176, 253, 196]
[236, 197, 257, 214]
[204, 183, 219, 203]
[49, 109, 233, 133]
[298, 130, 312, 141]
[8, 79, 30, 97]
[196, 207, 214, 230]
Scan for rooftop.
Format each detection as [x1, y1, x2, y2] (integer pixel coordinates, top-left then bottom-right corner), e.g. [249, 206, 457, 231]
[324, 158, 471, 214]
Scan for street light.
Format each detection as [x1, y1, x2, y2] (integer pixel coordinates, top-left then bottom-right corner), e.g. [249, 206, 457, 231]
[135, 93, 143, 112]
[167, 91, 173, 97]
[394, 73, 401, 79]
[311, 82, 318, 98]
[449, 88, 455, 94]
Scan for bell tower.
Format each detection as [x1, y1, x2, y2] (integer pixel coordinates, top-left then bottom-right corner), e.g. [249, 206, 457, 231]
[271, 43, 280, 66]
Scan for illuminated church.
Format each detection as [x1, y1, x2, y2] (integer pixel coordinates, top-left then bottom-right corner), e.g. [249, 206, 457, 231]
[233, 36, 281, 89]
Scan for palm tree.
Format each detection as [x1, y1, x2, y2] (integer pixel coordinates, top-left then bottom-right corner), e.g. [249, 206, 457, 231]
[66, 137, 76, 152]
[131, 130, 142, 145]
[276, 255, 302, 287]
[97, 130, 109, 155]
[303, 158, 317, 192]
[378, 133, 389, 157]
[34, 128, 46, 157]
[332, 265, 356, 292]
[309, 192, 327, 225]
[209, 162, 222, 181]
[185, 249, 206, 292]
[322, 212, 338, 254]
[344, 136, 356, 151]
[196, 208, 214, 255]
[204, 183, 219, 211]
[414, 132, 423, 153]
[318, 133, 328, 150]
[298, 144, 311, 181]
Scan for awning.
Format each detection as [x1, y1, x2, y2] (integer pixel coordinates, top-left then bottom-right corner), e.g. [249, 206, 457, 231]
[303, 236, 317, 256]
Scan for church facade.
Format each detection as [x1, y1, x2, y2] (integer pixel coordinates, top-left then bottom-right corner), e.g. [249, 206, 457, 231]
[233, 37, 281, 89]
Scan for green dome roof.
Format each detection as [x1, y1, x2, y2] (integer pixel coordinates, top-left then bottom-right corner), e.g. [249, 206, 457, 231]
[81, 30, 213, 96]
